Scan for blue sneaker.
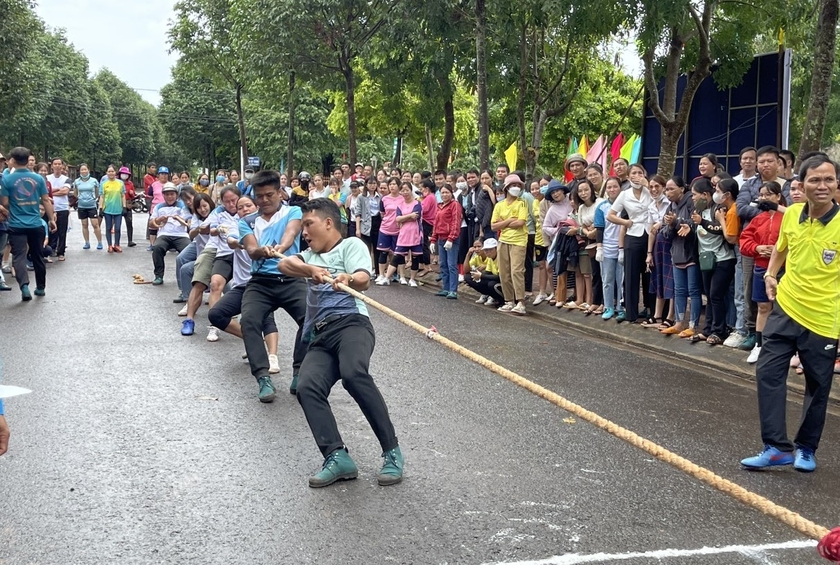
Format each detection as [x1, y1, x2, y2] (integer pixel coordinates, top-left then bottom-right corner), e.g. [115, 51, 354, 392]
[378, 446, 404, 486]
[147, 245, 154, 252]
[83, 242, 90, 250]
[741, 445, 794, 469]
[181, 319, 195, 336]
[257, 376, 276, 403]
[21, 284, 31, 302]
[794, 447, 816, 472]
[601, 308, 615, 320]
[152, 277, 164, 285]
[96, 242, 103, 250]
[309, 448, 358, 488]
[616, 311, 626, 323]
[289, 372, 299, 395]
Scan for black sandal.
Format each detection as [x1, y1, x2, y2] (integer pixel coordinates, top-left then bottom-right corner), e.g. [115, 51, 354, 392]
[658, 319, 675, 329]
[640, 317, 659, 327]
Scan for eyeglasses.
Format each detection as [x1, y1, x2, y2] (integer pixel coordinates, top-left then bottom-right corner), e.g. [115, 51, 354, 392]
[804, 176, 838, 186]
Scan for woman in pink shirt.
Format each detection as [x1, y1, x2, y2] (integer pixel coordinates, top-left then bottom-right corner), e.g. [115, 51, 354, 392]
[374, 177, 403, 284]
[376, 182, 423, 287]
[418, 179, 438, 276]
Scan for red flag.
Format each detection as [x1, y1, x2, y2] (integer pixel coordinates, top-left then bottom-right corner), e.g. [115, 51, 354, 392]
[609, 133, 625, 176]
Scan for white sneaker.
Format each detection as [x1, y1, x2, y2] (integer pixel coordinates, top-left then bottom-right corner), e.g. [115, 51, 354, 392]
[399, 277, 408, 285]
[408, 279, 418, 287]
[375, 277, 390, 286]
[206, 326, 220, 342]
[485, 297, 498, 306]
[511, 302, 527, 315]
[268, 354, 280, 374]
[458, 274, 465, 283]
[724, 332, 746, 348]
[374, 275, 385, 284]
[1, 264, 10, 274]
[533, 293, 548, 306]
[546, 293, 555, 302]
[475, 294, 488, 304]
[178, 305, 188, 316]
[497, 302, 514, 312]
[747, 344, 761, 364]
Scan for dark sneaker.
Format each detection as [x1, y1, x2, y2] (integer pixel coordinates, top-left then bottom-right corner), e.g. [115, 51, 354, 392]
[21, 285, 31, 301]
[741, 445, 794, 469]
[257, 376, 276, 403]
[738, 333, 757, 351]
[309, 448, 358, 488]
[173, 296, 187, 304]
[289, 372, 299, 395]
[152, 277, 164, 285]
[34, 287, 45, 297]
[127, 242, 137, 248]
[794, 447, 816, 472]
[616, 311, 626, 323]
[378, 445, 404, 486]
[181, 319, 195, 336]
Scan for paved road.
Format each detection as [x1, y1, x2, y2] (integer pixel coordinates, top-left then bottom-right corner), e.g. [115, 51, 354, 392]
[1, 219, 837, 564]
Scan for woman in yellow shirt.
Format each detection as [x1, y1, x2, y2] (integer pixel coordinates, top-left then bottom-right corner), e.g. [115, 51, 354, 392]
[491, 174, 529, 315]
[529, 179, 550, 304]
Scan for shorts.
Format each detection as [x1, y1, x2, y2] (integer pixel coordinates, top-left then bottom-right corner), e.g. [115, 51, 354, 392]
[394, 244, 424, 255]
[534, 245, 547, 263]
[752, 266, 769, 303]
[192, 246, 218, 287]
[78, 208, 98, 220]
[211, 252, 234, 281]
[376, 232, 399, 252]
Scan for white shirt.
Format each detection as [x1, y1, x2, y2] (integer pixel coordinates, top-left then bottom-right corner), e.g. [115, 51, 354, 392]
[734, 172, 758, 188]
[153, 201, 191, 237]
[46, 174, 70, 211]
[203, 206, 238, 256]
[610, 186, 653, 238]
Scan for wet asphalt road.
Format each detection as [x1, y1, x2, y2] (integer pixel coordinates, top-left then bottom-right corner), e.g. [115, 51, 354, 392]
[1, 217, 838, 564]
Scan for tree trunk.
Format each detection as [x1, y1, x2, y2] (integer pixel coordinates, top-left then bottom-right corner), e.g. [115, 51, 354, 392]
[436, 93, 455, 171]
[527, 109, 547, 178]
[515, 22, 528, 175]
[658, 127, 682, 180]
[425, 124, 435, 171]
[343, 63, 358, 165]
[799, 0, 839, 157]
[475, 0, 489, 170]
[235, 83, 249, 170]
[287, 71, 296, 178]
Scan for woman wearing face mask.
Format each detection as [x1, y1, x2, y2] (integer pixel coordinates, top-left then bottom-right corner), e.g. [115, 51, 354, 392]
[418, 179, 438, 276]
[98, 165, 127, 253]
[195, 173, 211, 195]
[644, 174, 676, 328]
[211, 170, 227, 203]
[660, 177, 703, 338]
[476, 169, 496, 239]
[492, 175, 529, 315]
[429, 184, 463, 298]
[541, 180, 573, 306]
[456, 173, 477, 280]
[118, 166, 137, 247]
[530, 180, 550, 305]
[73, 163, 103, 250]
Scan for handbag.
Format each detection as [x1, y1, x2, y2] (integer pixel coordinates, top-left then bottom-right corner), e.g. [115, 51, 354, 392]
[699, 250, 716, 271]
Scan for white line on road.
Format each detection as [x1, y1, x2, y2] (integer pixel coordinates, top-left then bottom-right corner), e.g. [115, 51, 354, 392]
[482, 539, 818, 565]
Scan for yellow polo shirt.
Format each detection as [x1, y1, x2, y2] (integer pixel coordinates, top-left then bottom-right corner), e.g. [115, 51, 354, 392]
[469, 253, 499, 275]
[491, 198, 528, 247]
[775, 202, 840, 339]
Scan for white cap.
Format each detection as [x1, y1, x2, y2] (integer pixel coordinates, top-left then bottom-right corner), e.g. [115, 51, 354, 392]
[482, 238, 498, 250]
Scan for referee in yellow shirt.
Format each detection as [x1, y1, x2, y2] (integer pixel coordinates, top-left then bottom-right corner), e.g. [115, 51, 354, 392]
[741, 154, 840, 473]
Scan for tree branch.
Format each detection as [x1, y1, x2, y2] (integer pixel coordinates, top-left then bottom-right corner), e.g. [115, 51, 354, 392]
[643, 46, 671, 126]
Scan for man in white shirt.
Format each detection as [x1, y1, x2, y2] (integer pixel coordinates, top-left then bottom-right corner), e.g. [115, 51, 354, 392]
[733, 147, 758, 188]
[150, 183, 192, 285]
[46, 157, 71, 260]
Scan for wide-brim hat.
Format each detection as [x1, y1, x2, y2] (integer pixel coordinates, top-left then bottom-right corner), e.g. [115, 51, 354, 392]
[544, 179, 569, 200]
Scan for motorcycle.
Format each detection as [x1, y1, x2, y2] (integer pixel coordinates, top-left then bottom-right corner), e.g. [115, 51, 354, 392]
[131, 194, 149, 214]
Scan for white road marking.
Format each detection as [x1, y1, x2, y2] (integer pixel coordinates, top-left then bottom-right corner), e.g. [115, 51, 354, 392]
[481, 539, 818, 564]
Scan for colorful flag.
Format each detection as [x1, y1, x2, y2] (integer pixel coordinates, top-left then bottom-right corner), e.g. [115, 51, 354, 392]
[630, 136, 642, 165]
[577, 136, 589, 160]
[620, 134, 637, 162]
[609, 134, 625, 175]
[504, 142, 518, 172]
[586, 136, 605, 171]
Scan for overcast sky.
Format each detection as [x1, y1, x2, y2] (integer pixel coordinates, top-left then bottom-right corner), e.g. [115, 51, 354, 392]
[35, 0, 177, 106]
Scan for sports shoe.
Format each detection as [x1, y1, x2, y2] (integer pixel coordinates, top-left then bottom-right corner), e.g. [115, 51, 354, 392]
[446, 291, 457, 299]
[83, 242, 90, 250]
[181, 319, 195, 336]
[1, 264, 10, 273]
[173, 296, 186, 304]
[497, 302, 514, 312]
[268, 354, 280, 374]
[34, 287, 45, 297]
[0, 281, 10, 291]
[458, 274, 464, 283]
[153, 277, 164, 285]
[289, 372, 299, 395]
[601, 308, 615, 320]
[309, 448, 358, 488]
[435, 290, 448, 296]
[146, 245, 154, 251]
[391, 273, 400, 283]
[533, 293, 548, 306]
[399, 277, 408, 285]
[257, 376, 276, 403]
[511, 302, 527, 315]
[741, 445, 794, 469]
[738, 333, 757, 351]
[26, 262, 33, 271]
[127, 242, 137, 248]
[616, 311, 626, 323]
[375, 277, 391, 286]
[96, 243, 103, 250]
[794, 447, 816, 472]
[374, 275, 385, 284]
[746, 344, 761, 364]
[476, 294, 488, 304]
[206, 326, 220, 342]
[378, 445, 404, 486]
[409, 279, 418, 288]
[485, 297, 498, 306]
[21, 285, 31, 302]
[724, 332, 746, 348]
[177, 305, 188, 316]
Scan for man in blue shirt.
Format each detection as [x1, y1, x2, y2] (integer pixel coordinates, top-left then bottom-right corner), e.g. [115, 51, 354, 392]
[239, 170, 307, 402]
[0, 147, 56, 301]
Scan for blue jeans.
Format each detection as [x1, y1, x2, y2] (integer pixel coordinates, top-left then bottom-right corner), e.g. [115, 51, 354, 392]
[176, 242, 198, 297]
[104, 213, 122, 247]
[438, 241, 460, 293]
[673, 264, 703, 328]
[730, 246, 746, 335]
[600, 257, 624, 312]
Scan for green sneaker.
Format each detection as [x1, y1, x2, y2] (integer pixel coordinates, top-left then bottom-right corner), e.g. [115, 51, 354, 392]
[289, 372, 299, 395]
[34, 287, 45, 297]
[435, 290, 448, 297]
[152, 277, 164, 285]
[378, 445, 404, 486]
[21, 285, 32, 301]
[309, 448, 358, 488]
[257, 376, 276, 403]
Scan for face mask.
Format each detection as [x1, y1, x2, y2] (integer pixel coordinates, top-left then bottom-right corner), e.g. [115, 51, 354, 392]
[120, 174, 129, 181]
[712, 192, 724, 205]
[199, 179, 210, 187]
[496, 195, 505, 202]
[695, 198, 709, 213]
[80, 173, 90, 180]
[630, 181, 642, 190]
[456, 181, 468, 191]
[216, 175, 225, 183]
[245, 173, 254, 180]
[507, 187, 522, 198]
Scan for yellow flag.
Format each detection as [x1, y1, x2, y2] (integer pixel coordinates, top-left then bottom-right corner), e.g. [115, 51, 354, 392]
[620, 134, 637, 162]
[778, 28, 785, 47]
[577, 135, 589, 160]
[504, 142, 518, 172]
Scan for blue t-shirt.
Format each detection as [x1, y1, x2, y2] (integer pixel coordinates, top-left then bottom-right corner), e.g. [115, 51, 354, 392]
[74, 177, 99, 209]
[0, 170, 49, 230]
[238, 206, 302, 276]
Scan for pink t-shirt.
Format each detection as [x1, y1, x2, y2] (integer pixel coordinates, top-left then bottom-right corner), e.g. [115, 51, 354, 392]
[396, 200, 423, 247]
[421, 194, 437, 226]
[150, 181, 165, 208]
[380, 194, 402, 235]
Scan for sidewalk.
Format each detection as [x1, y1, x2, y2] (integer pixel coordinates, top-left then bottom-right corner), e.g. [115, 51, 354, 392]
[416, 272, 835, 404]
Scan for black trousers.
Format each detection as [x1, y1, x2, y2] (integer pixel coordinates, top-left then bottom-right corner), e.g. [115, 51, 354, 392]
[122, 207, 134, 243]
[296, 314, 398, 457]
[241, 276, 307, 380]
[524, 233, 535, 293]
[208, 285, 278, 335]
[591, 254, 603, 305]
[623, 233, 651, 321]
[421, 221, 433, 265]
[701, 257, 736, 339]
[8, 227, 46, 289]
[152, 236, 190, 278]
[55, 210, 69, 256]
[756, 303, 837, 451]
[465, 274, 504, 303]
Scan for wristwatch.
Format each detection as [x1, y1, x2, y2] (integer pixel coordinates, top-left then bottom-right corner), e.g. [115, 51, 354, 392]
[763, 272, 777, 281]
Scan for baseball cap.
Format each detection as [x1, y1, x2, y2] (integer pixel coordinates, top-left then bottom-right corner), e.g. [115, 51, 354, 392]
[158, 166, 170, 175]
[482, 238, 498, 250]
[162, 182, 178, 192]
